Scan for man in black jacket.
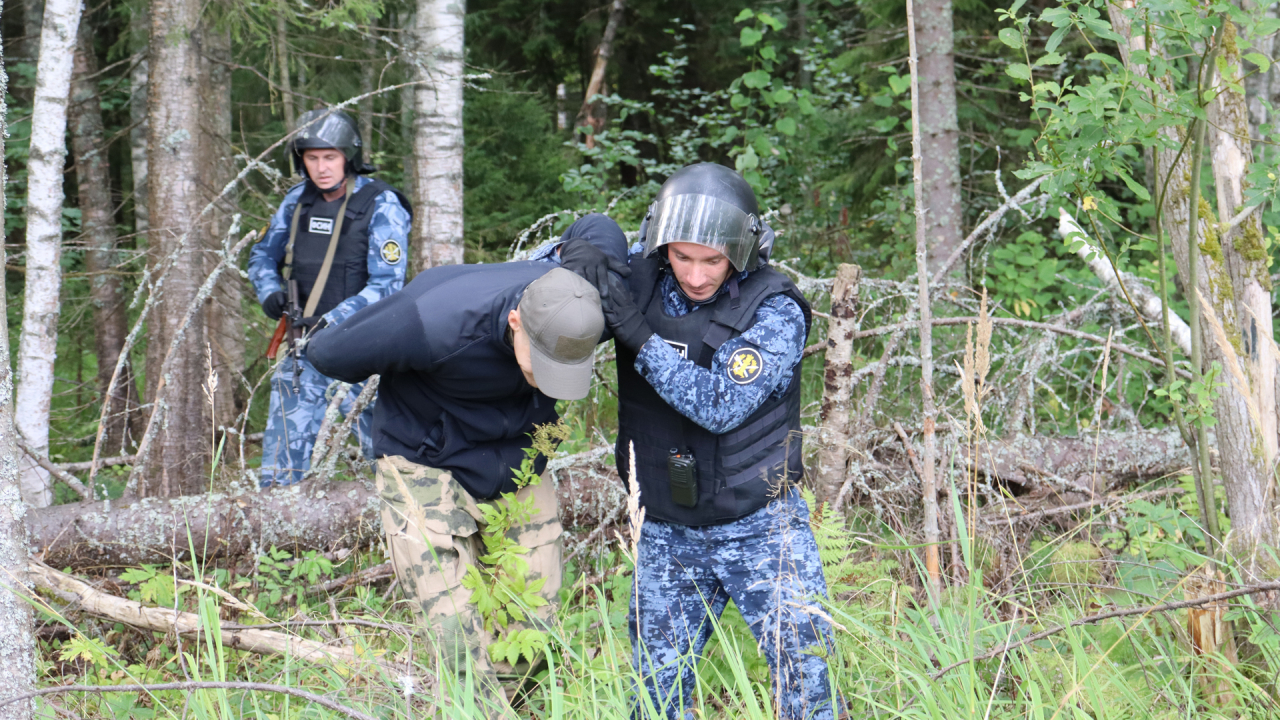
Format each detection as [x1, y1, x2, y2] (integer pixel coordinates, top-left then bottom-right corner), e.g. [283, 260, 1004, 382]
[307, 216, 625, 705]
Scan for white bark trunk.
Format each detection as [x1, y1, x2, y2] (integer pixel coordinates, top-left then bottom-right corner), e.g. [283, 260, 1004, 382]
[1060, 208, 1192, 356]
[1208, 22, 1278, 467]
[1110, 3, 1280, 567]
[15, 0, 83, 509]
[815, 264, 861, 505]
[410, 0, 465, 271]
[0, 5, 38, 712]
[274, 9, 295, 134]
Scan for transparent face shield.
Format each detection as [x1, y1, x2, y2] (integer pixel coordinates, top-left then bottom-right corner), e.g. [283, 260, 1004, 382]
[642, 194, 761, 271]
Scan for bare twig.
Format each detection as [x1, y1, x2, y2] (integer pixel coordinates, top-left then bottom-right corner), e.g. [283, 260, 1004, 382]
[17, 438, 90, 500]
[0, 682, 377, 720]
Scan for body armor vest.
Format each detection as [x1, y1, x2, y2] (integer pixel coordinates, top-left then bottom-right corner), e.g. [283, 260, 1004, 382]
[615, 257, 812, 525]
[288, 178, 408, 318]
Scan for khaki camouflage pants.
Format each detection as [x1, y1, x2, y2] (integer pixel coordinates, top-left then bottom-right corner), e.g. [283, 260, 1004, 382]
[376, 455, 563, 699]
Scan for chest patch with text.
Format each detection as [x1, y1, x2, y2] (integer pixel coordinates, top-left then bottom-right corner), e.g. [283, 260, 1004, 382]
[664, 339, 689, 359]
[727, 347, 763, 384]
[309, 217, 334, 234]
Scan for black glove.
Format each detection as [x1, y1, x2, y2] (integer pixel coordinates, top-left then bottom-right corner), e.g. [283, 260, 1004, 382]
[262, 291, 288, 320]
[603, 274, 653, 353]
[296, 316, 327, 333]
[558, 237, 630, 295]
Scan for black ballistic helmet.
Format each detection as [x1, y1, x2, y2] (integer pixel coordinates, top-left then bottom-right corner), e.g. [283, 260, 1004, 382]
[640, 163, 771, 272]
[287, 109, 375, 179]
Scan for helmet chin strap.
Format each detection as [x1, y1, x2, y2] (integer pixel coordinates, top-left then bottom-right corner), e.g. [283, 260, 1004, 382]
[316, 174, 346, 194]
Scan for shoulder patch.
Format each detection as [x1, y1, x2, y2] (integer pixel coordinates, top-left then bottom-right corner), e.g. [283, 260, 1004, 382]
[727, 347, 763, 384]
[380, 240, 403, 264]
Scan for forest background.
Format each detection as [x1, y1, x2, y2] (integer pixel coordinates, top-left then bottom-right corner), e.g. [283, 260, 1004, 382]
[8, 0, 1280, 717]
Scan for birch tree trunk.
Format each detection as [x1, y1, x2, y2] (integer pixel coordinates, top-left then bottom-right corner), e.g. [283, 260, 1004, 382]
[200, 25, 244, 432]
[815, 264, 860, 505]
[577, 0, 625, 149]
[129, 6, 148, 235]
[1110, 4, 1279, 570]
[143, 0, 208, 496]
[15, 0, 83, 508]
[0, 4, 38, 711]
[410, 0, 465, 271]
[915, 0, 963, 275]
[70, 19, 137, 454]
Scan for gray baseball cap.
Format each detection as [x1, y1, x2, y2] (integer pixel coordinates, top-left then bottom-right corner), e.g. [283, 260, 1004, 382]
[519, 268, 605, 400]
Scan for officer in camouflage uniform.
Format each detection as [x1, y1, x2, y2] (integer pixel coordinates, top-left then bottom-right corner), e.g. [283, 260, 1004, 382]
[307, 216, 627, 708]
[248, 109, 411, 487]
[597, 164, 840, 719]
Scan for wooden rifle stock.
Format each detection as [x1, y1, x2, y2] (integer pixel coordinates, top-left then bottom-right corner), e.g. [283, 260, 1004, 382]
[266, 316, 288, 359]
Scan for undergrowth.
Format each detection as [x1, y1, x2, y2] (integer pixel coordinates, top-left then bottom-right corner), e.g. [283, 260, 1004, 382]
[29, 477, 1280, 720]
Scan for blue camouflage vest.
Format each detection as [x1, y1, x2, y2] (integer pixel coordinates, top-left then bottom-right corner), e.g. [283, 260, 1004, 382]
[615, 257, 813, 525]
[289, 178, 410, 318]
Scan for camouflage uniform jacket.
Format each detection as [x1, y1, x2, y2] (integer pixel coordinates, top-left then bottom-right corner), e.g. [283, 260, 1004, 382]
[247, 176, 410, 327]
[627, 255, 808, 434]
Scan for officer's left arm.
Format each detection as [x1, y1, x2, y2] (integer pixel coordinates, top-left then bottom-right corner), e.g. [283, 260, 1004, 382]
[633, 294, 807, 434]
[320, 190, 410, 327]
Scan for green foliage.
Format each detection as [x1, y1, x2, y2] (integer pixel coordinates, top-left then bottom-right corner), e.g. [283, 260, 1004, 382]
[1153, 362, 1224, 430]
[803, 487, 857, 596]
[463, 420, 571, 665]
[119, 564, 177, 607]
[58, 632, 120, 666]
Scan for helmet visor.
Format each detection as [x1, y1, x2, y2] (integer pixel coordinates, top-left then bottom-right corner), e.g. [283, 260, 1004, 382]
[643, 194, 759, 271]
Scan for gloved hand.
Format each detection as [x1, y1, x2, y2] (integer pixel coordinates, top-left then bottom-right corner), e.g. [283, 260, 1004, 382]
[296, 316, 327, 333]
[603, 274, 653, 353]
[262, 291, 288, 320]
[558, 237, 630, 295]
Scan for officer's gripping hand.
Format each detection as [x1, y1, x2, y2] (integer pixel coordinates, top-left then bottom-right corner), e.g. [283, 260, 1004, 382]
[262, 291, 288, 320]
[603, 274, 653, 353]
[558, 236, 630, 296]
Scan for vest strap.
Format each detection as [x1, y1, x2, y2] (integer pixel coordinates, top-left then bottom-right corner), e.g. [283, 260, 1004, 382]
[302, 176, 356, 318]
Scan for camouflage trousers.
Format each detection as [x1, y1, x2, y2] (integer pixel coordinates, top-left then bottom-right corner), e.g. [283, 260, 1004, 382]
[376, 455, 563, 701]
[260, 352, 374, 487]
[630, 490, 839, 720]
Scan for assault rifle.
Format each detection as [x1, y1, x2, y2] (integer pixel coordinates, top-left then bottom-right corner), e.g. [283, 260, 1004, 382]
[264, 279, 304, 391]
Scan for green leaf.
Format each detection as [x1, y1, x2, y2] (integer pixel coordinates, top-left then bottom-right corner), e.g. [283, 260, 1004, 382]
[998, 27, 1024, 49]
[730, 93, 750, 110]
[886, 74, 911, 95]
[757, 12, 785, 31]
[735, 146, 760, 171]
[797, 97, 815, 114]
[743, 70, 771, 88]
[1045, 25, 1069, 54]
[1006, 64, 1032, 81]
[771, 88, 793, 103]
[1246, 52, 1272, 73]
[776, 117, 798, 135]
[740, 26, 763, 47]
[734, 8, 754, 22]
[760, 45, 777, 61]
[1035, 52, 1065, 67]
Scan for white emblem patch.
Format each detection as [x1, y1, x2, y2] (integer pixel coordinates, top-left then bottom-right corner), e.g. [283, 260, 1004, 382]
[727, 347, 763, 384]
[381, 241, 403, 264]
[309, 217, 334, 234]
[664, 339, 689, 359]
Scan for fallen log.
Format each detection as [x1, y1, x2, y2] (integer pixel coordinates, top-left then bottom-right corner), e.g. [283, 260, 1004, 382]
[28, 432, 1192, 569]
[28, 480, 382, 568]
[28, 561, 391, 672]
[962, 429, 1191, 495]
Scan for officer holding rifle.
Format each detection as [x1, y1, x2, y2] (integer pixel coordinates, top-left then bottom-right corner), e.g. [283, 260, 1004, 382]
[248, 108, 411, 488]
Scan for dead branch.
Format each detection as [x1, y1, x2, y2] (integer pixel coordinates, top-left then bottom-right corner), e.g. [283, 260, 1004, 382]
[983, 487, 1185, 522]
[855, 315, 1191, 379]
[0, 681, 377, 720]
[27, 561, 393, 675]
[927, 577, 1280, 684]
[961, 429, 1189, 494]
[17, 438, 90, 500]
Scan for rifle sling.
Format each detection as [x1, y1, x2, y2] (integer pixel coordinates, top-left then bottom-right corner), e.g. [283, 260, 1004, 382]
[281, 176, 356, 318]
